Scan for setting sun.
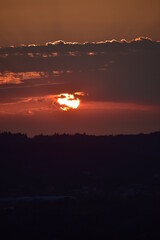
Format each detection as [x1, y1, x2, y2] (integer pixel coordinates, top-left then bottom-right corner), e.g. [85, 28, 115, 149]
[57, 93, 80, 111]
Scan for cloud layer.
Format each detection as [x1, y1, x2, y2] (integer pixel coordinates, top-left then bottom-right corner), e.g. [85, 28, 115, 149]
[0, 38, 160, 135]
[0, 37, 160, 106]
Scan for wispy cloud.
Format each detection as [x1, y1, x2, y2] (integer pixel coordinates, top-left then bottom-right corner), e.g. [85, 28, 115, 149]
[0, 71, 42, 85]
[0, 37, 159, 105]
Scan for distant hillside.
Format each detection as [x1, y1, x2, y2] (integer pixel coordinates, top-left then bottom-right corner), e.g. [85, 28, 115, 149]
[0, 132, 160, 240]
[0, 132, 160, 197]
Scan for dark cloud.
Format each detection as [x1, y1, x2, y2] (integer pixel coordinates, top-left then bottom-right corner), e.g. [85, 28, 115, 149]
[0, 37, 160, 105]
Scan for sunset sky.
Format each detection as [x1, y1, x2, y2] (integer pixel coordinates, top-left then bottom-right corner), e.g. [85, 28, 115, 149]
[0, 1, 160, 135]
[1, 0, 160, 46]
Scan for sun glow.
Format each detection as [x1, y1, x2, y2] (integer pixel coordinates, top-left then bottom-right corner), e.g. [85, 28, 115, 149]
[57, 93, 80, 111]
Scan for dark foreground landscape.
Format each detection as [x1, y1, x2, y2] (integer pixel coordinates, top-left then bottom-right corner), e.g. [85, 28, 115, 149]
[0, 132, 160, 239]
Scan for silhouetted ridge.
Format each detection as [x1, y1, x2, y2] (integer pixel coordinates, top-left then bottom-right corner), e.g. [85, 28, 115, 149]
[0, 132, 160, 239]
[0, 131, 160, 196]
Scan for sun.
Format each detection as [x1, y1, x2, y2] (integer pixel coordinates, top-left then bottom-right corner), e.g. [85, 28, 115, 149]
[57, 93, 80, 111]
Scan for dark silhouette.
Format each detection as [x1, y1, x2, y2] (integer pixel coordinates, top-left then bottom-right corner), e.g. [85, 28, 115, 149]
[0, 132, 160, 239]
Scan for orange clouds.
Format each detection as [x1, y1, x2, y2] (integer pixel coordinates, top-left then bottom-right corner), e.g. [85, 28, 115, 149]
[0, 92, 85, 115]
[0, 71, 42, 85]
[0, 37, 159, 135]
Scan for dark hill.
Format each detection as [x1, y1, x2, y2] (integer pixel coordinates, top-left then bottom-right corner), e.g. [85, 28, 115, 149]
[0, 132, 160, 239]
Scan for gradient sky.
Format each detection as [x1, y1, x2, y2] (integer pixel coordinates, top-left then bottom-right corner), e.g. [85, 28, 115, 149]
[0, 1, 160, 135]
[0, 38, 160, 135]
[0, 0, 160, 47]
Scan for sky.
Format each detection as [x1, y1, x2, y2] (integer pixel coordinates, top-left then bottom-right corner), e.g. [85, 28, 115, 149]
[0, 1, 160, 135]
[0, 0, 160, 47]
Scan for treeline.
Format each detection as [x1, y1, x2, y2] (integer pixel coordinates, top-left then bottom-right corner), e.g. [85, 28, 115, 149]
[0, 131, 160, 197]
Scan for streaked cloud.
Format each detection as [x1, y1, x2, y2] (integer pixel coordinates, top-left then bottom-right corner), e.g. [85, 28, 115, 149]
[0, 71, 44, 85]
[0, 37, 159, 106]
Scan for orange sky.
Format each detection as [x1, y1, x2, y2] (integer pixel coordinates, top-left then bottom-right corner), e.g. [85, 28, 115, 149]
[0, 0, 160, 47]
[0, 1, 160, 135]
[0, 97, 160, 136]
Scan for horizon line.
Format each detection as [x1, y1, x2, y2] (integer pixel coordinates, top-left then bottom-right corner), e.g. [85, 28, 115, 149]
[0, 130, 160, 139]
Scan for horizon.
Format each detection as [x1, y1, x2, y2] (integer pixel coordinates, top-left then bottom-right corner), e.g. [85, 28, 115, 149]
[0, 130, 160, 138]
